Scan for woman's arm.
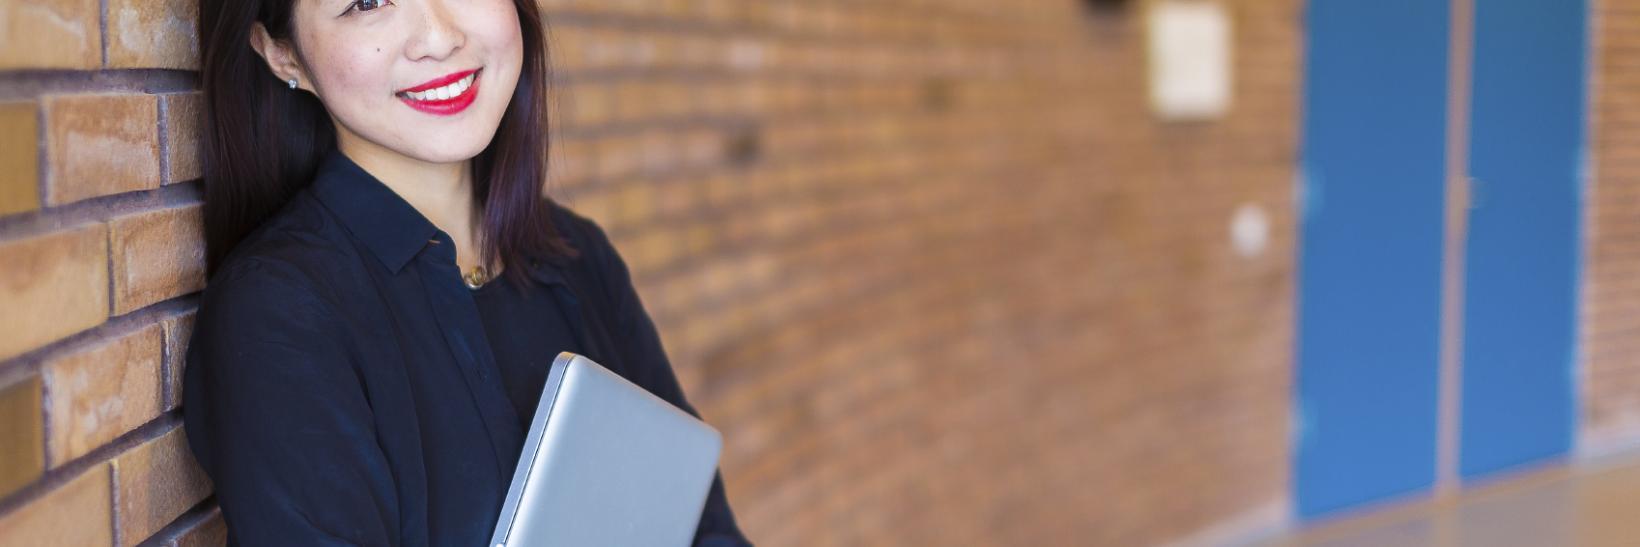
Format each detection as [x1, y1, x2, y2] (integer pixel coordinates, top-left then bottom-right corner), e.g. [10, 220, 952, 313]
[581, 218, 756, 547]
[182, 259, 400, 546]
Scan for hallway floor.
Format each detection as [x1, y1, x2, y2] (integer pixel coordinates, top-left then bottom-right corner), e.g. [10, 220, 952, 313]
[1260, 456, 1640, 547]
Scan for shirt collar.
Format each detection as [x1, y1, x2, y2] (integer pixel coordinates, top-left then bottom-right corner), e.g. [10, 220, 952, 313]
[309, 147, 439, 274]
[308, 147, 573, 285]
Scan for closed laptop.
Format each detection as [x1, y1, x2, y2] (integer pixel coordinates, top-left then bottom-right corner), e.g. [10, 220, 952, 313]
[490, 352, 723, 547]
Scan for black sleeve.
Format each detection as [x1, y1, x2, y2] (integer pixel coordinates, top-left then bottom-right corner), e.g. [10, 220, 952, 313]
[581, 218, 755, 547]
[181, 259, 399, 547]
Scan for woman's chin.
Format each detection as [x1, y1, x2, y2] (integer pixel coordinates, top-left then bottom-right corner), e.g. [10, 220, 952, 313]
[400, 140, 494, 165]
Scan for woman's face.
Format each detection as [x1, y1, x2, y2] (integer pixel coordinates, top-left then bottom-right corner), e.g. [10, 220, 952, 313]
[258, 0, 524, 165]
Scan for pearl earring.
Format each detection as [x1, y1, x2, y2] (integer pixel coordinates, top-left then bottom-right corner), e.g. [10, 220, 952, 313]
[287, 78, 298, 90]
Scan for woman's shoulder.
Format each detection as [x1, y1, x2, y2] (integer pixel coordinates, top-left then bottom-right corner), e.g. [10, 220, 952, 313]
[542, 198, 644, 301]
[205, 190, 354, 310]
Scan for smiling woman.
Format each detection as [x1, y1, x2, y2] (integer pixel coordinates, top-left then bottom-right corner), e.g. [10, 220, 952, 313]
[202, 0, 547, 279]
[184, 0, 753, 545]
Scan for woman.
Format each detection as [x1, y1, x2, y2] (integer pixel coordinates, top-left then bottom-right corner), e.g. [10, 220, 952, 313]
[182, 0, 753, 545]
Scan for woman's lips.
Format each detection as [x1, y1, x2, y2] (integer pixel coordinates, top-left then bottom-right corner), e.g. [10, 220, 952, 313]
[396, 69, 481, 116]
[398, 68, 479, 93]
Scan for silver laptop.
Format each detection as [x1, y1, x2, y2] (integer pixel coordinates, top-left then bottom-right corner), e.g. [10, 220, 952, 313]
[489, 352, 723, 547]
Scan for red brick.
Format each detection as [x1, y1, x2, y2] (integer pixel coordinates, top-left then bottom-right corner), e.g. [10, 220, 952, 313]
[106, 0, 201, 70]
[0, 375, 44, 499]
[1585, 0, 1640, 448]
[0, 464, 112, 545]
[113, 424, 212, 547]
[110, 202, 206, 315]
[564, 82, 616, 128]
[0, 102, 40, 216]
[160, 309, 196, 412]
[162, 93, 205, 184]
[43, 94, 162, 206]
[0, 0, 101, 70]
[613, 182, 657, 228]
[167, 505, 225, 547]
[544, 22, 587, 69]
[546, 138, 598, 190]
[43, 324, 165, 466]
[0, 224, 109, 361]
[565, 190, 614, 228]
[595, 135, 645, 182]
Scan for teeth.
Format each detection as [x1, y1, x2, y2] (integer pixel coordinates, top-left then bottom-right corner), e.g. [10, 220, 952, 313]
[400, 72, 477, 102]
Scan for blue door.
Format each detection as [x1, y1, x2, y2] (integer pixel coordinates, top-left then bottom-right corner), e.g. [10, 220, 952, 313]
[1295, 0, 1451, 519]
[1459, 0, 1588, 480]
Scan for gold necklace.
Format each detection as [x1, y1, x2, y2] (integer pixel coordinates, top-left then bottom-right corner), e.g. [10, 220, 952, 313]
[462, 264, 492, 289]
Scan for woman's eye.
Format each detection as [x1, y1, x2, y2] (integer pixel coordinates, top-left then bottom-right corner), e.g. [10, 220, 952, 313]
[343, 0, 392, 16]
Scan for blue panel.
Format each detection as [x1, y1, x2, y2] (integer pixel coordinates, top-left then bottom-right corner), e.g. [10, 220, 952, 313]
[1459, 0, 1586, 479]
[1296, 0, 1450, 519]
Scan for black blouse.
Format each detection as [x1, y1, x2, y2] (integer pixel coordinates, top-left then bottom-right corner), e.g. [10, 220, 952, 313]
[182, 148, 752, 546]
[470, 270, 581, 429]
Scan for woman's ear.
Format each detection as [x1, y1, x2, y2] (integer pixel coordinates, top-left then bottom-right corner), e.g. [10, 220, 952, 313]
[248, 22, 311, 92]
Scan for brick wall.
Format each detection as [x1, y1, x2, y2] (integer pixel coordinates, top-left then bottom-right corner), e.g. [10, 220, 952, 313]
[1584, 0, 1640, 457]
[0, 0, 1301, 545]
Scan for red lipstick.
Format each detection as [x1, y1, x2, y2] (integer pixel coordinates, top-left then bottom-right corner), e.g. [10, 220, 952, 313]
[395, 68, 481, 116]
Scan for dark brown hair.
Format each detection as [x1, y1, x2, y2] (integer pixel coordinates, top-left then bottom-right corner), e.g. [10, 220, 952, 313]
[198, 0, 574, 286]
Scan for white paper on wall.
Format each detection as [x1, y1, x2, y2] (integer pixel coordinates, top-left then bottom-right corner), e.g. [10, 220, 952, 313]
[1146, 0, 1233, 121]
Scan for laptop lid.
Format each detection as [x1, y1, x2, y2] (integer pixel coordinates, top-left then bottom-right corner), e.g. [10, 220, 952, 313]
[490, 352, 723, 547]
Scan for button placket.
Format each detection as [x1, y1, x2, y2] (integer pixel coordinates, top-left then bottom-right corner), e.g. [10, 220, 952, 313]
[418, 236, 497, 382]
[414, 250, 522, 472]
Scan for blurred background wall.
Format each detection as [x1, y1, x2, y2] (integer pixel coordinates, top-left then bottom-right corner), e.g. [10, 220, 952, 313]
[0, 0, 1633, 545]
[1584, 0, 1640, 459]
[0, 0, 1300, 543]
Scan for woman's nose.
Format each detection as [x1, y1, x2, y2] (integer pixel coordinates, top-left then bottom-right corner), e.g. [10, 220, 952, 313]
[405, 0, 465, 61]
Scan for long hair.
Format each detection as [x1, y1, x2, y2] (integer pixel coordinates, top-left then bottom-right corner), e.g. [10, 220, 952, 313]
[198, 0, 574, 286]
